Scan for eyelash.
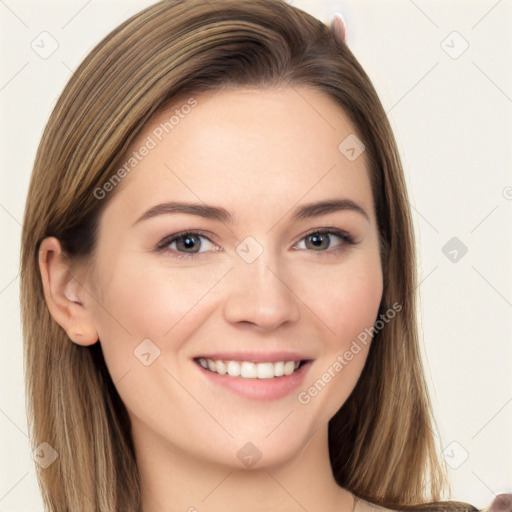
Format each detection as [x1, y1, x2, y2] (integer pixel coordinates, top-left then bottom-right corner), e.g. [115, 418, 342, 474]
[155, 228, 355, 260]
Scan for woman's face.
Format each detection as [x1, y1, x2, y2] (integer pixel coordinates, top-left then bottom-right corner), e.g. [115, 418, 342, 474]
[81, 87, 383, 469]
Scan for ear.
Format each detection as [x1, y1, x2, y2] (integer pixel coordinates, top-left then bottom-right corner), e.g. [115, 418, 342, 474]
[38, 237, 99, 346]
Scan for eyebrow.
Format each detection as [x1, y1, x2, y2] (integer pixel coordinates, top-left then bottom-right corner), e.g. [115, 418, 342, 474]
[132, 198, 370, 226]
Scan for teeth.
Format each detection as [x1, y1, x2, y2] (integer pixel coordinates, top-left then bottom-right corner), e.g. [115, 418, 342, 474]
[284, 361, 295, 375]
[274, 361, 284, 377]
[241, 361, 257, 378]
[257, 363, 274, 379]
[215, 360, 227, 375]
[227, 360, 241, 377]
[197, 358, 303, 379]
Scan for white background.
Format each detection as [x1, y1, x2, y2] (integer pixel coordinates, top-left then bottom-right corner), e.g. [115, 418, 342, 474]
[1, 0, 511, 510]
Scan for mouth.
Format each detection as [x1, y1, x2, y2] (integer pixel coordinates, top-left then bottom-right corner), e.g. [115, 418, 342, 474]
[192, 351, 314, 401]
[194, 357, 310, 379]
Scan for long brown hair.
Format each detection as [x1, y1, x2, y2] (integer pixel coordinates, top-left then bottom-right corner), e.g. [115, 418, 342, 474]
[20, 1, 476, 510]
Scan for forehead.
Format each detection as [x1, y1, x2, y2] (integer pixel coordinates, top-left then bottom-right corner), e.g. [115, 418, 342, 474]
[103, 86, 374, 226]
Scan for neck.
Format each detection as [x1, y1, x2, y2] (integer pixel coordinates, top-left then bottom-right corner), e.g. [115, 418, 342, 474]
[133, 421, 355, 512]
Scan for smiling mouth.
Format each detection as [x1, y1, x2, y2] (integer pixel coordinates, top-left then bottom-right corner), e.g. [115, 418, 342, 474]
[194, 357, 310, 379]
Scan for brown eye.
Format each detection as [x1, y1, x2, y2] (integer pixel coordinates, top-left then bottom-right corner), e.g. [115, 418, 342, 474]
[295, 229, 354, 253]
[156, 230, 219, 259]
[174, 234, 203, 253]
[305, 233, 331, 251]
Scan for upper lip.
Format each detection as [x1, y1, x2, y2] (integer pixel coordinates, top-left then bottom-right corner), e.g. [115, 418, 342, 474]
[193, 351, 313, 363]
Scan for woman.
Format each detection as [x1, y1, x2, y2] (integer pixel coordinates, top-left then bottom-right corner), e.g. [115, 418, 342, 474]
[19, 1, 509, 511]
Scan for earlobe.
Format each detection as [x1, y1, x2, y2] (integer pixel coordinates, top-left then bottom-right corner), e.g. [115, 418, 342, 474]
[38, 237, 99, 346]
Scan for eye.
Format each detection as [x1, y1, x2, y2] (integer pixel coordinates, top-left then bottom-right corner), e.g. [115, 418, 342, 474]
[156, 230, 219, 259]
[293, 228, 354, 253]
[155, 228, 355, 260]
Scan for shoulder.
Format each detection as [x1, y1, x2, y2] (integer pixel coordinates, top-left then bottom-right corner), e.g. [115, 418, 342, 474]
[354, 498, 398, 512]
[353, 497, 480, 512]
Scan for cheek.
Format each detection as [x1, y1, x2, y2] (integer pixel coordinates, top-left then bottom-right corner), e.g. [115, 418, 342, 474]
[293, 250, 382, 414]
[88, 255, 227, 366]
[87, 259, 226, 425]
[296, 252, 383, 348]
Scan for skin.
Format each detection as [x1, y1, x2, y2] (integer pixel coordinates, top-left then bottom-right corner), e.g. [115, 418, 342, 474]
[39, 86, 387, 512]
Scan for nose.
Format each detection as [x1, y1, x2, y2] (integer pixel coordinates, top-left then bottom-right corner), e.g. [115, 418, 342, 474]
[222, 250, 301, 332]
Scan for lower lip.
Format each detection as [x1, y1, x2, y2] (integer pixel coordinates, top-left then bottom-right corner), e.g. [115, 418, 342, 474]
[196, 361, 312, 401]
